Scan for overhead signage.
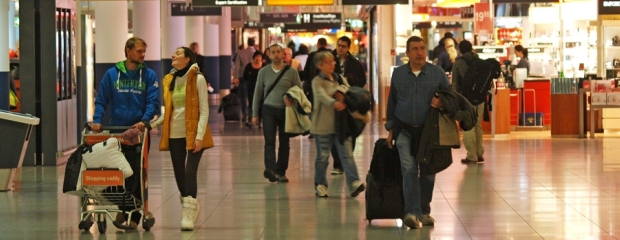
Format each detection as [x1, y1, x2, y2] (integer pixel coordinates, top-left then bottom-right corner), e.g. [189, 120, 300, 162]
[267, 0, 333, 6]
[192, 0, 261, 6]
[474, 3, 493, 35]
[244, 21, 268, 28]
[285, 13, 342, 30]
[342, 0, 408, 4]
[493, 0, 558, 3]
[260, 13, 298, 23]
[170, 3, 222, 16]
[600, 0, 620, 15]
[461, 6, 474, 19]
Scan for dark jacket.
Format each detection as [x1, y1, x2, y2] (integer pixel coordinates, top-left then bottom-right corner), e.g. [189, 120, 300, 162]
[436, 89, 476, 131]
[451, 52, 480, 94]
[416, 91, 464, 174]
[333, 50, 367, 87]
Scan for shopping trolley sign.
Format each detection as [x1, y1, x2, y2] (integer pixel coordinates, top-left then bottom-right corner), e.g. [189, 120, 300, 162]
[82, 169, 124, 186]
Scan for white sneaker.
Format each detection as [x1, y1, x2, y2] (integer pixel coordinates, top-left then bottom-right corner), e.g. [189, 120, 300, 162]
[315, 184, 328, 197]
[420, 214, 435, 226]
[349, 181, 366, 197]
[403, 214, 423, 229]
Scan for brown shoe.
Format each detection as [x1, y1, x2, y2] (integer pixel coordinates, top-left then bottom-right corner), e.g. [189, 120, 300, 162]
[477, 157, 485, 162]
[460, 159, 478, 164]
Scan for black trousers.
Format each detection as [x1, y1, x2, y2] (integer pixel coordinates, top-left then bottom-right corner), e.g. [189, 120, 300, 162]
[262, 105, 290, 176]
[169, 138, 204, 198]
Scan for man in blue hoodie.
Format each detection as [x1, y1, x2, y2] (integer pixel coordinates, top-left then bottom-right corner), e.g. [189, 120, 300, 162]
[91, 37, 159, 229]
[91, 37, 159, 132]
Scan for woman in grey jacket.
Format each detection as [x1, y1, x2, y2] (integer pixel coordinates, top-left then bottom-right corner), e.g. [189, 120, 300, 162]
[310, 51, 365, 198]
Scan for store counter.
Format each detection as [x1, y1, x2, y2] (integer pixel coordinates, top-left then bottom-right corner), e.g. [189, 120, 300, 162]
[482, 88, 511, 135]
[523, 78, 551, 126]
[0, 110, 39, 191]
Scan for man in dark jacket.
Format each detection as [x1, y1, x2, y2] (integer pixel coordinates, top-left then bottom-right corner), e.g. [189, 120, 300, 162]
[304, 38, 331, 83]
[451, 40, 485, 164]
[386, 36, 450, 229]
[330, 36, 367, 175]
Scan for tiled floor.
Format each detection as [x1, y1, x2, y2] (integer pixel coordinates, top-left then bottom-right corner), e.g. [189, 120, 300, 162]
[3, 107, 620, 239]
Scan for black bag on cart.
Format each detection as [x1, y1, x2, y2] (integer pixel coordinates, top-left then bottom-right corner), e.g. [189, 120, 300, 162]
[366, 138, 404, 222]
[63, 144, 89, 194]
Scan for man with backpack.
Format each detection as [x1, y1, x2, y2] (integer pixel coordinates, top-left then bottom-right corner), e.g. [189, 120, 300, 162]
[452, 40, 495, 164]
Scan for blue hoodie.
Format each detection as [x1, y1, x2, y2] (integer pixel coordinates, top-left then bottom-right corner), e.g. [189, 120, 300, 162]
[93, 61, 160, 126]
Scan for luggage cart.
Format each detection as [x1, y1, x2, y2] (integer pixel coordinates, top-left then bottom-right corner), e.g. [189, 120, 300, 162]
[76, 125, 155, 233]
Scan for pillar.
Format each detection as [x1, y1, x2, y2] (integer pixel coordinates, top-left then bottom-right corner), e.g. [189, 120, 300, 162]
[186, 16, 204, 47]
[94, 1, 127, 88]
[133, 1, 162, 82]
[377, 5, 396, 122]
[204, 20, 220, 95]
[93, 1, 128, 126]
[20, 0, 57, 166]
[75, 0, 85, 141]
[161, 0, 185, 74]
[0, 0, 9, 110]
[8, 0, 15, 50]
[219, 7, 232, 93]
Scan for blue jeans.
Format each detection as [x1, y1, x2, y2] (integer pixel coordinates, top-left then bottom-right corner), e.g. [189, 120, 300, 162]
[239, 78, 248, 116]
[395, 131, 435, 218]
[314, 134, 360, 189]
[262, 105, 290, 176]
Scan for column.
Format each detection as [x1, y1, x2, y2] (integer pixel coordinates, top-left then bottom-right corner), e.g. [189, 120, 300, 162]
[8, 0, 15, 50]
[204, 19, 220, 96]
[377, 5, 396, 121]
[94, 2, 128, 89]
[219, 7, 232, 93]
[93, 1, 128, 126]
[161, 0, 185, 74]
[0, 0, 9, 110]
[185, 16, 204, 47]
[20, 0, 57, 166]
[133, 1, 162, 81]
[75, 0, 85, 141]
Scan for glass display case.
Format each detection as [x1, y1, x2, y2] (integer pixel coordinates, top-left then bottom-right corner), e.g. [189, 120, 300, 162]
[599, 21, 620, 78]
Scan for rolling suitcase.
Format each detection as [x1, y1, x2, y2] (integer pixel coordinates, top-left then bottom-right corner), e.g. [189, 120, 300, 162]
[218, 90, 241, 121]
[365, 138, 404, 222]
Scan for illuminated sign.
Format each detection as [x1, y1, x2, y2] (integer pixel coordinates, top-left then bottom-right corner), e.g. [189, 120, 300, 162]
[600, 0, 620, 15]
[192, 0, 260, 6]
[267, 0, 333, 6]
[284, 13, 342, 30]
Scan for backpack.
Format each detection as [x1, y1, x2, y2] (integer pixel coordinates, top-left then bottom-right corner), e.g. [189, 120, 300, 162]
[460, 58, 501, 106]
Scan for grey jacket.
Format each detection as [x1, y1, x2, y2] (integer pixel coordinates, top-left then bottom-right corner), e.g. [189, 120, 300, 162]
[310, 72, 349, 135]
